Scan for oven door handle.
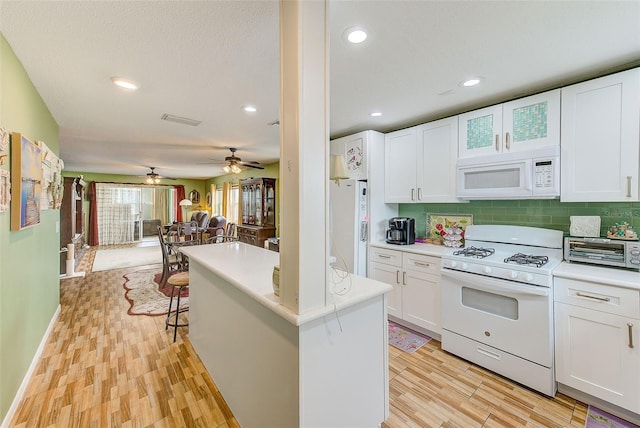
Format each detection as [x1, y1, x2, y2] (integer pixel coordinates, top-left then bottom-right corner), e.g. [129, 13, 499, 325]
[441, 269, 549, 297]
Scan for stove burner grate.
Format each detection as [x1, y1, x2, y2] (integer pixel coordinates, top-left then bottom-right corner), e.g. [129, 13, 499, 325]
[453, 246, 495, 259]
[504, 253, 549, 268]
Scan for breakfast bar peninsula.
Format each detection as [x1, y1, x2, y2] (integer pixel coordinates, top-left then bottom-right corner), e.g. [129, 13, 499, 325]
[181, 242, 392, 428]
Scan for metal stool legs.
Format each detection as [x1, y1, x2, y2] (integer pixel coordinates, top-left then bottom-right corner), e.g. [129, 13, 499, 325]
[165, 272, 189, 342]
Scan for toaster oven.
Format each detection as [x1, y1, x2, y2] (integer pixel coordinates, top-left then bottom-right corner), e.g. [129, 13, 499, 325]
[564, 236, 640, 270]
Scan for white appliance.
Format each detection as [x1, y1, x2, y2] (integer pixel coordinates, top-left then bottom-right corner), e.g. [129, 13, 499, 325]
[440, 225, 563, 396]
[456, 146, 560, 200]
[330, 179, 368, 276]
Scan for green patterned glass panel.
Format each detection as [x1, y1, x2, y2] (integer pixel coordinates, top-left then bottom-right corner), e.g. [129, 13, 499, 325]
[512, 101, 547, 142]
[466, 115, 494, 150]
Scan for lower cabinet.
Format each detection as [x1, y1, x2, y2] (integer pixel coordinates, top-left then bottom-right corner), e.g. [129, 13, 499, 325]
[369, 246, 441, 334]
[237, 224, 276, 247]
[554, 277, 640, 413]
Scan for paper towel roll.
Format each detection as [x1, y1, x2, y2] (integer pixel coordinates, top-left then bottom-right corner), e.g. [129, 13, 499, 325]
[67, 243, 74, 260]
[66, 259, 75, 275]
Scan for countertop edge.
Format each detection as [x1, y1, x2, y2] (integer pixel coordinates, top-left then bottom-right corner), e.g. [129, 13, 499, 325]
[181, 243, 393, 326]
[370, 241, 453, 257]
[553, 261, 640, 291]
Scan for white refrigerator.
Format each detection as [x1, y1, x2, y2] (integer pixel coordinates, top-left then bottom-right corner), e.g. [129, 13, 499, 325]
[329, 179, 368, 276]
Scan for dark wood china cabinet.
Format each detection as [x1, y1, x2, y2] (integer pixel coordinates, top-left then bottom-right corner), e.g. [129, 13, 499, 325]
[237, 177, 276, 247]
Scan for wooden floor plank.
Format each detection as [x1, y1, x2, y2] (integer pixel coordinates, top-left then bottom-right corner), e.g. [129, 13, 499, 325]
[8, 244, 592, 427]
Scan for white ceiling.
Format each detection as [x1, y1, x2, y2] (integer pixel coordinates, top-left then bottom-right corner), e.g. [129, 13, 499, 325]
[1, 1, 639, 180]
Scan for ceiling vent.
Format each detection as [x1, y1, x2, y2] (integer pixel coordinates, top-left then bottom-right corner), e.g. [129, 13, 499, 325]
[160, 114, 202, 127]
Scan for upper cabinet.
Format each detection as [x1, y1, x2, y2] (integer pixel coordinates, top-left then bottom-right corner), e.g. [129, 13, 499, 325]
[561, 68, 640, 202]
[385, 116, 460, 203]
[458, 89, 560, 158]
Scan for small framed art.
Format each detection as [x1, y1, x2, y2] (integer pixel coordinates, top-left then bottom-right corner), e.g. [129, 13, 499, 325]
[11, 132, 42, 230]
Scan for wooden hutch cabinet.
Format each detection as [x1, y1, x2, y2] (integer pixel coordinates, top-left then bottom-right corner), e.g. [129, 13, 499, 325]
[60, 176, 86, 271]
[237, 177, 276, 247]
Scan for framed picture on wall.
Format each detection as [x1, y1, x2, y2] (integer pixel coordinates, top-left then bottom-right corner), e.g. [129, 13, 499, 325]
[11, 132, 42, 230]
[0, 169, 10, 213]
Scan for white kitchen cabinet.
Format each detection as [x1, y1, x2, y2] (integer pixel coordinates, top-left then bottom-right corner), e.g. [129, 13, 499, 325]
[560, 68, 640, 202]
[554, 277, 640, 413]
[458, 89, 560, 158]
[369, 246, 441, 334]
[384, 116, 459, 203]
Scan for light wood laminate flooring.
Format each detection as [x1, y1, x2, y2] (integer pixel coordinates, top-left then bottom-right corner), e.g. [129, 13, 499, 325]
[9, 243, 589, 427]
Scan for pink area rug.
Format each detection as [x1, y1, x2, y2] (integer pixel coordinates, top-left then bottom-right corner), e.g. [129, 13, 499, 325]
[388, 321, 431, 354]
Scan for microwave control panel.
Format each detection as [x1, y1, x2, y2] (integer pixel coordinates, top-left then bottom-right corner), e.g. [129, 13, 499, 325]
[534, 160, 554, 189]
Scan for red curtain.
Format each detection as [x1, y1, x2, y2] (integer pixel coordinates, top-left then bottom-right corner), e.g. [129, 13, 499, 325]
[175, 185, 186, 222]
[87, 181, 99, 246]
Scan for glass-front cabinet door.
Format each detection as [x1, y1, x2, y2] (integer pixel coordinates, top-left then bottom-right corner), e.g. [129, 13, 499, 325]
[239, 177, 276, 226]
[458, 105, 502, 158]
[502, 89, 560, 152]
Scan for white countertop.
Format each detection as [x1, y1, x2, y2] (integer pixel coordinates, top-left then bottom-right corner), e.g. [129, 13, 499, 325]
[553, 261, 640, 291]
[370, 240, 454, 258]
[180, 242, 393, 326]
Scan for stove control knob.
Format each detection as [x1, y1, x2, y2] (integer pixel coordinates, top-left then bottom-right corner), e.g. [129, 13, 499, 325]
[462, 263, 469, 270]
[509, 271, 518, 279]
[449, 261, 458, 268]
[483, 266, 492, 274]
[524, 274, 534, 282]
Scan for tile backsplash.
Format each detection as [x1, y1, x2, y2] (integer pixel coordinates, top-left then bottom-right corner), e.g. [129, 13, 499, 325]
[398, 200, 640, 238]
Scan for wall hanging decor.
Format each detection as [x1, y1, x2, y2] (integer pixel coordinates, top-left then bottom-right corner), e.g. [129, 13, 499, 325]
[38, 140, 64, 209]
[0, 126, 8, 165]
[11, 132, 42, 230]
[0, 169, 10, 213]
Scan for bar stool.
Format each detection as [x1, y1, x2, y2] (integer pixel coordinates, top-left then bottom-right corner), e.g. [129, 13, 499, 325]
[165, 271, 189, 342]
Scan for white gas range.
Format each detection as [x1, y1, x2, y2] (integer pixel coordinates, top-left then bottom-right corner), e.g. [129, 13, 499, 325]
[440, 225, 563, 397]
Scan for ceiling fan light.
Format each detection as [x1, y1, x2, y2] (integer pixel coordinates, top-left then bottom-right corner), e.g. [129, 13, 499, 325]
[146, 177, 153, 184]
[231, 164, 241, 174]
[223, 165, 231, 173]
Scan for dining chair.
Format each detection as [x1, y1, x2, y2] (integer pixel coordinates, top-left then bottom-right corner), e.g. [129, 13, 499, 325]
[157, 226, 181, 286]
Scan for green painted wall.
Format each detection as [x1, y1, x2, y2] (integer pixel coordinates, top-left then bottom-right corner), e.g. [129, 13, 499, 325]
[399, 200, 640, 239]
[0, 34, 61, 421]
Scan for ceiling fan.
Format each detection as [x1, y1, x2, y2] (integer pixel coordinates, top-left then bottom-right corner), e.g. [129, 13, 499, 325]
[200, 147, 264, 174]
[140, 167, 176, 184]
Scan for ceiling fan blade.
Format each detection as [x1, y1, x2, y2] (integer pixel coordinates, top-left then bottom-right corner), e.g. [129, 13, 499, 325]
[240, 163, 264, 170]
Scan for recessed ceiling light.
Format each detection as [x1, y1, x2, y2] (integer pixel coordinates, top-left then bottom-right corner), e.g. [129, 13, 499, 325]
[460, 77, 483, 87]
[370, 112, 382, 117]
[243, 106, 257, 113]
[344, 27, 367, 44]
[111, 76, 138, 90]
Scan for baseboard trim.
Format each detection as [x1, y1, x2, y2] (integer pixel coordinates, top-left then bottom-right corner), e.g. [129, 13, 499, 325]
[1, 304, 61, 428]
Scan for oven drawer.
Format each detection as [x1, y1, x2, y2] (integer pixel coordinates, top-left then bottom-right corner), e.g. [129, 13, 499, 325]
[554, 278, 640, 319]
[402, 253, 439, 275]
[369, 247, 402, 267]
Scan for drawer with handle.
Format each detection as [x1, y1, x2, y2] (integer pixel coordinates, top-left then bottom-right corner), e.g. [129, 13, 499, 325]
[369, 247, 401, 267]
[402, 253, 440, 275]
[554, 277, 640, 319]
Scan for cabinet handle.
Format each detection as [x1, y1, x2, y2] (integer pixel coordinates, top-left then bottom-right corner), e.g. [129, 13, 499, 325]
[411, 188, 415, 201]
[629, 323, 634, 349]
[417, 188, 422, 201]
[495, 134, 500, 151]
[377, 254, 391, 259]
[505, 132, 510, 150]
[396, 270, 400, 284]
[626, 176, 632, 198]
[402, 271, 407, 286]
[415, 261, 430, 267]
[576, 292, 611, 302]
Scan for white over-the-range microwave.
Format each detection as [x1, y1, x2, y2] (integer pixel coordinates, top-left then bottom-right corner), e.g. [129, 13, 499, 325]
[456, 146, 560, 200]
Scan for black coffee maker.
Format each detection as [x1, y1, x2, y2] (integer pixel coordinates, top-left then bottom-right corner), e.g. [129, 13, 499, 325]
[386, 217, 416, 245]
